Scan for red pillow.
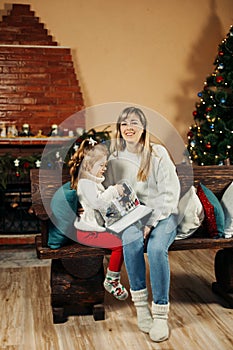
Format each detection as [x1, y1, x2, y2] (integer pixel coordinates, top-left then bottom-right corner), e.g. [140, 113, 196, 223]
[197, 184, 218, 238]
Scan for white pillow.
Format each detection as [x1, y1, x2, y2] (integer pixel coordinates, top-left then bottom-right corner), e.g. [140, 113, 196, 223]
[220, 182, 233, 238]
[176, 186, 204, 240]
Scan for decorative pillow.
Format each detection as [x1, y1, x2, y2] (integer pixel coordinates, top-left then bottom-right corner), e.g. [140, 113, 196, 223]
[48, 181, 78, 249]
[220, 182, 233, 238]
[176, 186, 204, 240]
[197, 183, 225, 238]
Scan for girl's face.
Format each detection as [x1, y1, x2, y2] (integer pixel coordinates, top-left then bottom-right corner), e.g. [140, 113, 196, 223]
[120, 113, 144, 146]
[90, 155, 107, 178]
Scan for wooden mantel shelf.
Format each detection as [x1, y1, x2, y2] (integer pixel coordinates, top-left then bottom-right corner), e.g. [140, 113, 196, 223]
[0, 137, 75, 146]
[0, 137, 77, 157]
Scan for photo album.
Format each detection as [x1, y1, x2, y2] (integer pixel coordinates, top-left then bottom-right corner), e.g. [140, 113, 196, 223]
[99, 182, 153, 234]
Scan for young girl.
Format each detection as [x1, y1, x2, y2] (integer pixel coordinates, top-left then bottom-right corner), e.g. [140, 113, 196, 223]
[68, 138, 128, 301]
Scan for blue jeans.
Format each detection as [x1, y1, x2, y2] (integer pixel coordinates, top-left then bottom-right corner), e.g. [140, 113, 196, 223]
[122, 214, 177, 305]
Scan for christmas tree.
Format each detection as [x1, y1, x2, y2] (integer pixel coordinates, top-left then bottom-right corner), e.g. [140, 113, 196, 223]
[187, 25, 233, 166]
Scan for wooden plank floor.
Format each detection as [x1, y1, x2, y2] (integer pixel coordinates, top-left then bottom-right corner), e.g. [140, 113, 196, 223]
[0, 248, 232, 350]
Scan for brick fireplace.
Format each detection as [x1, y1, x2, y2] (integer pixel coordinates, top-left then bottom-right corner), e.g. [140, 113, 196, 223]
[0, 4, 85, 242]
[0, 3, 85, 136]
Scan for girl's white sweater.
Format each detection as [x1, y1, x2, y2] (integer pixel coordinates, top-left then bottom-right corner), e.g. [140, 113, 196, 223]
[74, 172, 119, 232]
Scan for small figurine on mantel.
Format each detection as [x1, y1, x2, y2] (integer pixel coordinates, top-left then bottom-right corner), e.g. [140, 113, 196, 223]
[48, 124, 60, 136]
[35, 129, 46, 138]
[0, 122, 6, 137]
[7, 122, 18, 137]
[19, 123, 34, 137]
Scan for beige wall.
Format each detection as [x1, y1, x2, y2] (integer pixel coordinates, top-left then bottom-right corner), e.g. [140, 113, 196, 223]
[1, 0, 233, 144]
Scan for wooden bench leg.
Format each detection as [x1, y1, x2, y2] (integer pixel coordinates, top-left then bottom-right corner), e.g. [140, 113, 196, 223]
[50, 258, 106, 323]
[52, 307, 67, 324]
[212, 248, 233, 308]
[93, 304, 105, 321]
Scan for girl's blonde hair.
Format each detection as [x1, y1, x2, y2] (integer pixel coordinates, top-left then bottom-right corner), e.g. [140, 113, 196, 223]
[68, 139, 108, 189]
[112, 107, 152, 181]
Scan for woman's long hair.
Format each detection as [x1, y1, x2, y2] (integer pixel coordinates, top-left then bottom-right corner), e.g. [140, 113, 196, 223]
[68, 139, 108, 189]
[112, 107, 152, 181]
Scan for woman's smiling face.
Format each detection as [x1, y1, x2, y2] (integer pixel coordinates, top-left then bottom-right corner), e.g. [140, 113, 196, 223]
[120, 113, 144, 146]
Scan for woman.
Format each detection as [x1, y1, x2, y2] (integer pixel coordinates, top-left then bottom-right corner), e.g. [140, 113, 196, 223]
[105, 106, 180, 342]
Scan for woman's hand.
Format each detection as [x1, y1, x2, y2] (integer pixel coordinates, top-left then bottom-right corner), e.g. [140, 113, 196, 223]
[143, 225, 153, 239]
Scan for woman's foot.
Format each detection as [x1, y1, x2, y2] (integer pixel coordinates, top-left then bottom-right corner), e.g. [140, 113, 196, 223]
[131, 288, 153, 333]
[149, 302, 170, 342]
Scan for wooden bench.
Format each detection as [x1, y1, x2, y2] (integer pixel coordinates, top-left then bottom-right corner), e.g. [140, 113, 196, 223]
[30, 165, 233, 323]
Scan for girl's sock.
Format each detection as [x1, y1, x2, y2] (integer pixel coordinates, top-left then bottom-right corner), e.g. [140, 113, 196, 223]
[104, 268, 128, 301]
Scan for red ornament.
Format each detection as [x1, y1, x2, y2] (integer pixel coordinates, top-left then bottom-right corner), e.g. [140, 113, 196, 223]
[206, 107, 212, 112]
[76, 137, 83, 144]
[23, 162, 30, 168]
[205, 142, 211, 149]
[216, 75, 224, 83]
[218, 50, 224, 56]
[187, 131, 193, 138]
[192, 110, 198, 117]
[16, 171, 20, 177]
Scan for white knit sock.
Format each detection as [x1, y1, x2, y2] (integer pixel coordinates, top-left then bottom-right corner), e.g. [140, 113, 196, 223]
[131, 288, 153, 333]
[149, 302, 170, 342]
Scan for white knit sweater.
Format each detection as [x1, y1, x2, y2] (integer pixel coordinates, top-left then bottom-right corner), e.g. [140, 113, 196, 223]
[105, 144, 181, 228]
[74, 172, 119, 232]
